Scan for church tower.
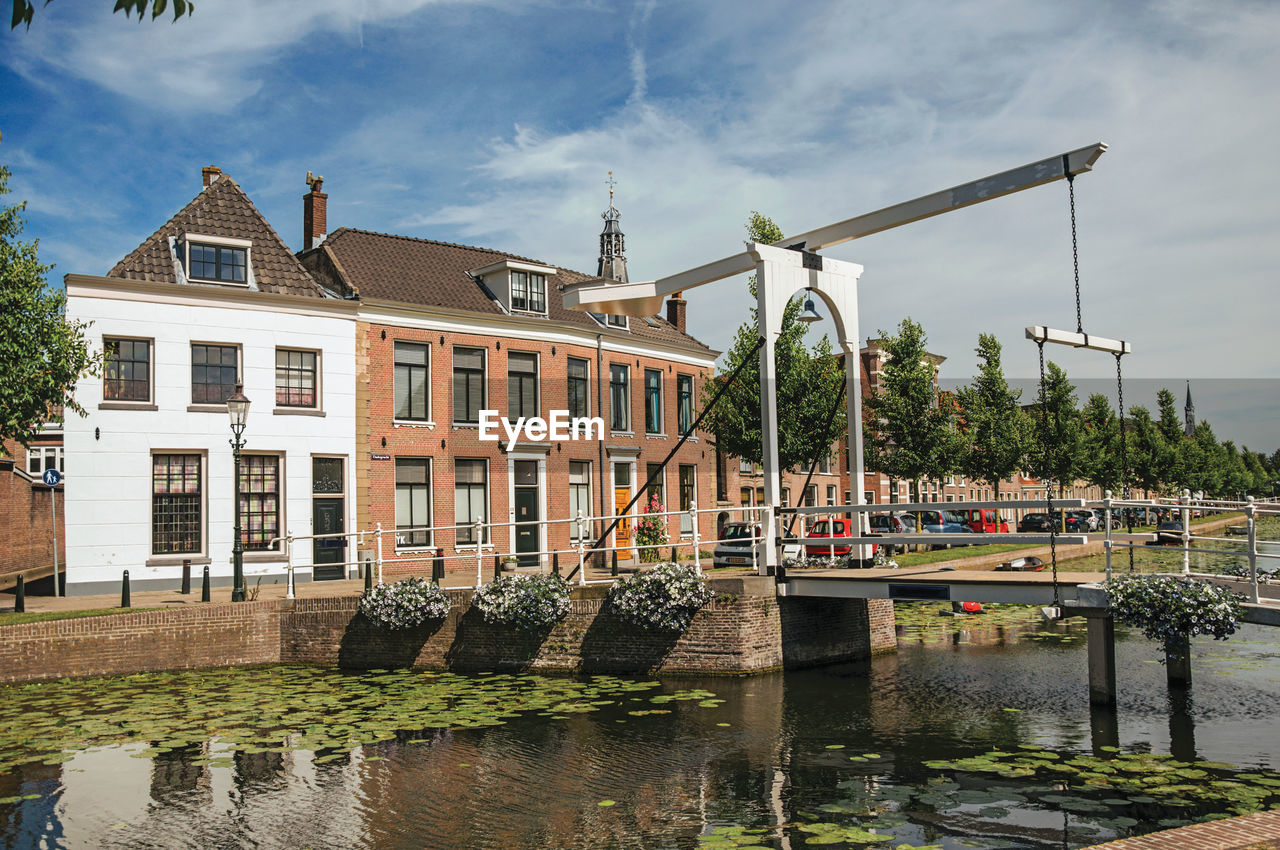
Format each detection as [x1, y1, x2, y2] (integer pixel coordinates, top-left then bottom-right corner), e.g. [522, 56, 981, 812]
[596, 172, 628, 283]
[1184, 380, 1196, 437]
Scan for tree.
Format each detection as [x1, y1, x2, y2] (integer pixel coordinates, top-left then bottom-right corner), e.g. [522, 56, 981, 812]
[1156, 388, 1183, 444]
[701, 212, 846, 473]
[955, 333, 1030, 504]
[1125, 406, 1165, 499]
[11, 0, 193, 30]
[1080, 392, 1122, 494]
[0, 165, 99, 454]
[1027, 361, 1085, 503]
[863, 318, 965, 504]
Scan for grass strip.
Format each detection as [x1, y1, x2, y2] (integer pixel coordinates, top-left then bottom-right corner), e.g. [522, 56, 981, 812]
[0, 607, 162, 627]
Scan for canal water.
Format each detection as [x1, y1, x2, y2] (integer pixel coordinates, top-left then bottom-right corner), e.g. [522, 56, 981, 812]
[3, 523, 1279, 849]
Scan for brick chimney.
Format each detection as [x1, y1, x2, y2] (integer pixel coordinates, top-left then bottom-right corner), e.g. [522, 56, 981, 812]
[666, 290, 687, 333]
[303, 172, 327, 252]
[201, 166, 222, 188]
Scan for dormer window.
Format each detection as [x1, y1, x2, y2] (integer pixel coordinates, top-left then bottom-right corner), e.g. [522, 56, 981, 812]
[607, 314, 628, 329]
[182, 234, 252, 286]
[511, 271, 546, 314]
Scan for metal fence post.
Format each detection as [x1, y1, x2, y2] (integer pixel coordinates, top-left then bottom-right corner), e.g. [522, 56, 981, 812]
[1103, 490, 1113, 582]
[433, 547, 445, 583]
[181, 558, 191, 595]
[494, 554, 502, 581]
[285, 532, 296, 600]
[690, 503, 701, 576]
[201, 565, 210, 602]
[552, 551, 560, 577]
[375, 522, 384, 586]
[1181, 489, 1191, 575]
[576, 511, 587, 586]
[610, 550, 618, 576]
[120, 569, 130, 608]
[474, 517, 484, 588]
[1247, 497, 1259, 604]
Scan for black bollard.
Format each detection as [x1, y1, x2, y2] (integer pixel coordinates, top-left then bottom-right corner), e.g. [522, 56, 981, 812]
[181, 559, 191, 595]
[201, 566, 211, 602]
[433, 548, 445, 583]
[364, 563, 373, 592]
[121, 570, 131, 608]
[15, 575, 24, 613]
[552, 551, 560, 577]
[670, 546, 678, 563]
[611, 550, 618, 576]
[493, 554, 502, 581]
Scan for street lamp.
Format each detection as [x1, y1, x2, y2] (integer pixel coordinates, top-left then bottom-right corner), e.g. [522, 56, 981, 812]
[227, 382, 251, 602]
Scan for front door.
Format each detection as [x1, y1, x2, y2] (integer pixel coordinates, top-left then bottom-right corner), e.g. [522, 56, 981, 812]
[513, 460, 540, 567]
[312, 498, 345, 581]
[613, 462, 632, 559]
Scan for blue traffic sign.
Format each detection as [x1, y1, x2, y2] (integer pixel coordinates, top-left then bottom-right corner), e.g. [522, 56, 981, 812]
[41, 468, 62, 487]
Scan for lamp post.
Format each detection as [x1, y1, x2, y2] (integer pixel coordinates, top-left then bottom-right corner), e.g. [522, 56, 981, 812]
[227, 382, 251, 602]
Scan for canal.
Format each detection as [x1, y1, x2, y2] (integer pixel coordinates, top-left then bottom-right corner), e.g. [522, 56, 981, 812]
[2, 601, 1278, 849]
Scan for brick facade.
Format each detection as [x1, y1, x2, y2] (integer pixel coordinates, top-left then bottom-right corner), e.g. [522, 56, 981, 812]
[1, 434, 64, 580]
[0, 579, 896, 683]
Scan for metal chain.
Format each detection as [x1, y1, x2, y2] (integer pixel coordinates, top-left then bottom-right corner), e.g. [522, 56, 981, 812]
[1067, 171, 1082, 334]
[1037, 338, 1059, 606]
[1116, 352, 1135, 571]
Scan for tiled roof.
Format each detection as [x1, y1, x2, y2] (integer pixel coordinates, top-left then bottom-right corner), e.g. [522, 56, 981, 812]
[108, 175, 325, 298]
[308, 228, 715, 355]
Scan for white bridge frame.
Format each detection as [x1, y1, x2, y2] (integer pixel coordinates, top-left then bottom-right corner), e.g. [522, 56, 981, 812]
[563, 143, 1109, 574]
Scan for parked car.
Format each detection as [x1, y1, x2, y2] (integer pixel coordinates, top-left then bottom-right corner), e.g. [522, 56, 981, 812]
[915, 510, 974, 549]
[954, 508, 1009, 534]
[868, 513, 917, 554]
[712, 522, 761, 569]
[1153, 520, 1186, 546]
[1068, 509, 1098, 531]
[1017, 513, 1054, 533]
[805, 517, 853, 557]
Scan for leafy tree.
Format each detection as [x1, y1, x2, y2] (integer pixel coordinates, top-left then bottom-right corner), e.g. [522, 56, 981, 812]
[1080, 393, 1122, 494]
[11, 0, 193, 30]
[955, 333, 1030, 504]
[1156, 388, 1183, 443]
[1125, 406, 1165, 499]
[1242, 448, 1269, 496]
[0, 165, 99, 454]
[701, 212, 846, 474]
[1027, 361, 1085, 502]
[863, 318, 964, 504]
[1178, 421, 1224, 496]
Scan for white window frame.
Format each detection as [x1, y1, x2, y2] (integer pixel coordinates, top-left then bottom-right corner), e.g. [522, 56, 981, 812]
[148, 450, 207, 562]
[183, 233, 252, 287]
[26, 446, 64, 476]
[392, 340, 432, 423]
[101, 335, 155, 407]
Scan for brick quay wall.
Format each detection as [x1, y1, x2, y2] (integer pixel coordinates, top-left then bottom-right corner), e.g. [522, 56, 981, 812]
[0, 577, 895, 684]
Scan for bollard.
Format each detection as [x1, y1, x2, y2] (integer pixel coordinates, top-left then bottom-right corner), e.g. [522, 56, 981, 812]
[552, 551, 560, 577]
[181, 559, 191, 595]
[433, 548, 445, 583]
[364, 563, 373, 592]
[493, 554, 502, 581]
[670, 546, 677, 563]
[14, 575, 24, 613]
[121, 569, 131, 608]
[611, 550, 618, 577]
[201, 566, 210, 602]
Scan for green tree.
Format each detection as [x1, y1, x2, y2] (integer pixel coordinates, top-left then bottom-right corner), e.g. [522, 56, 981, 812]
[863, 318, 965, 504]
[1080, 392, 1122, 494]
[1027, 361, 1085, 504]
[11, 0, 193, 29]
[1156, 388, 1183, 443]
[0, 165, 99, 453]
[1242, 448, 1268, 496]
[701, 212, 846, 474]
[1125, 406, 1165, 499]
[1178, 421, 1225, 496]
[955, 333, 1030, 504]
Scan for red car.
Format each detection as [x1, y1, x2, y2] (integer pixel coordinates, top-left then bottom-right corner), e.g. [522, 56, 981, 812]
[805, 518, 876, 558]
[955, 508, 1009, 534]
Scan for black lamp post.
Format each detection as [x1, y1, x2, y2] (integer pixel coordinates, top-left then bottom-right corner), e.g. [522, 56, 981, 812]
[227, 382, 251, 602]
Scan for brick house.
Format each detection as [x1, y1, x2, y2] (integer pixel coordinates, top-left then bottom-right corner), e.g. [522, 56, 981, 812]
[0, 418, 65, 585]
[297, 184, 720, 577]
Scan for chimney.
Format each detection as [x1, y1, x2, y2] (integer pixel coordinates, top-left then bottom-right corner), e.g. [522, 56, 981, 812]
[303, 171, 327, 252]
[666, 290, 687, 334]
[202, 166, 222, 188]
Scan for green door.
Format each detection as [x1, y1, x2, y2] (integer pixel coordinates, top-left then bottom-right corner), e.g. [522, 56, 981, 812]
[312, 497, 345, 581]
[514, 488, 539, 566]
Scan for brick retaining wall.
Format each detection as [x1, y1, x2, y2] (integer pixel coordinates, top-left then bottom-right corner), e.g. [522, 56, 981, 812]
[0, 578, 896, 683]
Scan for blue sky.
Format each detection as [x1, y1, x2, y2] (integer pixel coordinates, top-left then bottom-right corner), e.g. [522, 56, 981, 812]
[3, 0, 1277, 448]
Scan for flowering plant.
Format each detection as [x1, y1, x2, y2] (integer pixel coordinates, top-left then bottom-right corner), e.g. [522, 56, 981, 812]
[358, 576, 451, 630]
[1105, 574, 1244, 659]
[635, 494, 668, 563]
[471, 573, 571, 630]
[607, 562, 712, 631]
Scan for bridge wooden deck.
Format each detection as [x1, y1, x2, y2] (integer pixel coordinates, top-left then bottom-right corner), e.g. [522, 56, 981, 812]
[777, 566, 1108, 605]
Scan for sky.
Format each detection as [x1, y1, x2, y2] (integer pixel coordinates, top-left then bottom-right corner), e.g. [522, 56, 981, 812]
[2, 0, 1277, 449]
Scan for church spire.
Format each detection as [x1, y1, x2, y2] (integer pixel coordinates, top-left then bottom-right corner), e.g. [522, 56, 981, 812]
[1184, 380, 1196, 437]
[597, 172, 628, 283]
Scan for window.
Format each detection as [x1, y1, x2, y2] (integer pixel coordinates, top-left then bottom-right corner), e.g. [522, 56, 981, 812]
[239, 455, 280, 551]
[191, 344, 239, 404]
[453, 347, 485, 424]
[276, 349, 318, 408]
[826, 485, 837, 506]
[510, 271, 546, 313]
[152, 454, 202, 555]
[507, 352, 538, 420]
[780, 488, 790, 507]
[394, 342, 429, 420]
[644, 369, 662, 434]
[607, 314, 628, 329]
[609, 364, 629, 431]
[188, 243, 246, 284]
[646, 463, 665, 509]
[740, 459, 754, 474]
[26, 446, 64, 475]
[454, 459, 488, 545]
[818, 453, 831, 475]
[679, 465, 697, 536]
[677, 374, 694, 435]
[569, 462, 591, 541]
[740, 487, 752, 507]
[103, 338, 151, 402]
[567, 357, 589, 418]
[804, 485, 817, 507]
[395, 458, 432, 547]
